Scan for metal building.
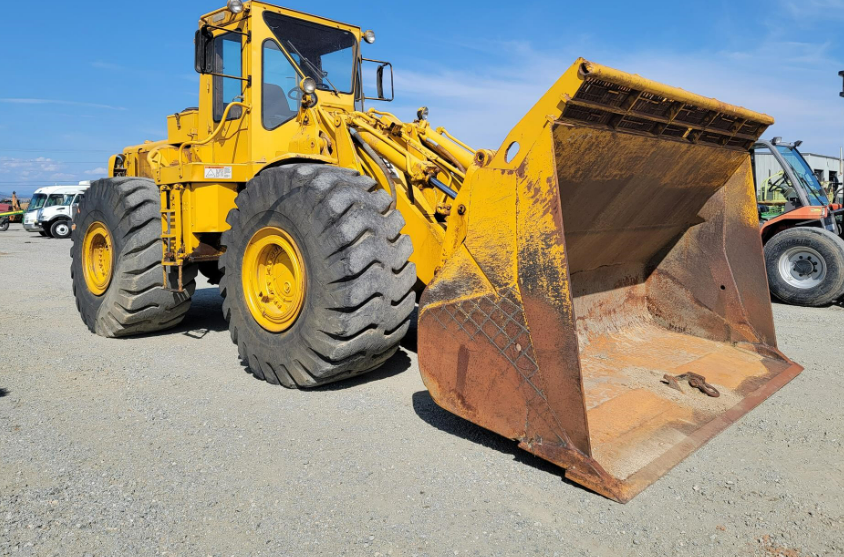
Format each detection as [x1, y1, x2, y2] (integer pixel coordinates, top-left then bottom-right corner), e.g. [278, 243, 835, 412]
[802, 151, 843, 189]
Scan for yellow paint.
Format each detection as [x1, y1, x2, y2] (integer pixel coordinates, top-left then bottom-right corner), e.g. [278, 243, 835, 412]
[166, 110, 199, 145]
[184, 182, 239, 257]
[242, 226, 307, 333]
[82, 222, 113, 296]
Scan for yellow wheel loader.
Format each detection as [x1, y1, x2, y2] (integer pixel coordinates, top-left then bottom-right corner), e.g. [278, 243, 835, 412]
[71, 0, 803, 502]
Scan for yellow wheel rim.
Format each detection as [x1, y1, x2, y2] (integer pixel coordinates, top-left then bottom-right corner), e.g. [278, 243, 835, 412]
[82, 221, 114, 296]
[242, 227, 307, 333]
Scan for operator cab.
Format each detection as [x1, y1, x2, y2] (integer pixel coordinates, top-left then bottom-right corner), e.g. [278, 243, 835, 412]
[751, 138, 840, 235]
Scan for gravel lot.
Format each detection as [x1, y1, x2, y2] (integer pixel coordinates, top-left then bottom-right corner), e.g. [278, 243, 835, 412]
[1, 225, 842, 557]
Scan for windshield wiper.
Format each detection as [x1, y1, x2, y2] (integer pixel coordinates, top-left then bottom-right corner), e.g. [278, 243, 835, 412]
[284, 40, 340, 95]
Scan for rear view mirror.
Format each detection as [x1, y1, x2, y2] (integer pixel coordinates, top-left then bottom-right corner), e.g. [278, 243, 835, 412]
[195, 27, 215, 74]
[363, 58, 394, 102]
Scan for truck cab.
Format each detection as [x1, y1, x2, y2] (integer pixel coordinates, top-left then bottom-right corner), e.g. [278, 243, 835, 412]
[23, 184, 90, 238]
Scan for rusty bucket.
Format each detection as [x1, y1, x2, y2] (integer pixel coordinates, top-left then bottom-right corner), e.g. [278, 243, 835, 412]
[417, 60, 803, 502]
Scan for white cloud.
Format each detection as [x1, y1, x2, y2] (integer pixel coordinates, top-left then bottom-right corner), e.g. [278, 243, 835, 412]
[782, 0, 844, 21]
[91, 61, 124, 71]
[0, 98, 126, 111]
[391, 37, 844, 156]
[83, 167, 108, 176]
[0, 158, 86, 186]
[0, 157, 61, 173]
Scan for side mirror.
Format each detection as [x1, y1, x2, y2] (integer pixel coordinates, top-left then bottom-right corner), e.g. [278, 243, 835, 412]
[839, 70, 844, 98]
[362, 58, 394, 102]
[195, 27, 215, 74]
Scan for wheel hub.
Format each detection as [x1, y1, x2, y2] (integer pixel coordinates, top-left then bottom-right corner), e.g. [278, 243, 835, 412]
[242, 227, 306, 333]
[792, 259, 814, 276]
[82, 222, 114, 296]
[778, 246, 827, 289]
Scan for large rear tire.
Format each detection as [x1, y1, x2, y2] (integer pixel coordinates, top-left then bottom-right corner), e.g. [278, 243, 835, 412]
[220, 164, 416, 388]
[765, 227, 844, 307]
[71, 177, 197, 337]
[0, 218, 8, 232]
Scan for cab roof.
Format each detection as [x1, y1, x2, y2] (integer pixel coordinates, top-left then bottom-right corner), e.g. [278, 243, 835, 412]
[32, 184, 90, 195]
[200, 1, 362, 36]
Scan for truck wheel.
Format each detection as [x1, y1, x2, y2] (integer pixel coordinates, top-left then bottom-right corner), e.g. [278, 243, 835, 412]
[50, 219, 72, 239]
[0, 218, 8, 232]
[219, 164, 416, 388]
[71, 177, 198, 337]
[765, 227, 844, 307]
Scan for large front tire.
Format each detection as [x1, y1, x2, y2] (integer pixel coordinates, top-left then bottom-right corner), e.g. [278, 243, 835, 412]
[765, 227, 844, 307]
[71, 177, 197, 337]
[220, 165, 416, 388]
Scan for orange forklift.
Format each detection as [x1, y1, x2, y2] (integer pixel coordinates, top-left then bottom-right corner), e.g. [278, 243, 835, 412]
[753, 137, 844, 306]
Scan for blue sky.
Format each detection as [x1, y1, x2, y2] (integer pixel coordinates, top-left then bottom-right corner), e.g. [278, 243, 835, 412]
[1, 0, 843, 196]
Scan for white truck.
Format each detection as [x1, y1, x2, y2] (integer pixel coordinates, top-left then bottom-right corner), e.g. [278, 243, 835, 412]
[23, 183, 90, 239]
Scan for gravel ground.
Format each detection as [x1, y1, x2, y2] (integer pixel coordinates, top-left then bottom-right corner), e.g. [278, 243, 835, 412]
[1, 226, 842, 557]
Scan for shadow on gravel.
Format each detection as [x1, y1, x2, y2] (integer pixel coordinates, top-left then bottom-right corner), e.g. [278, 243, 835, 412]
[400, 307, 419, 354]
[313, 350, 413, 391]
[773, 298, 844, 310]
[0, 388, 8, 398]
[135, 288, 228, 340]
[411, 390, 593, 495]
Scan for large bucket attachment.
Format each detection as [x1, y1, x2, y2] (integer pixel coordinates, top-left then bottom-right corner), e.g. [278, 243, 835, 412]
[417, 59, 803, 503]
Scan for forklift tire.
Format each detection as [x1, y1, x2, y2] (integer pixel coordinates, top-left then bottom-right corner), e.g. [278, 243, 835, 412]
[219, 164, 416, 388]
[71, 177, 198, 337]
[765, 227, 844, 307]
[0, 218, 8, 232]
[50, 219, 72, 239]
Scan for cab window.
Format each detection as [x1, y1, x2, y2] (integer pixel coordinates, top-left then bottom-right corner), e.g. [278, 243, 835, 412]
[262, 41, 301, 130]
[263, 12, 357, 95]
[214, 34, 244, 122]
[28, 194, 47, 210]
[44, 194, 74, 207]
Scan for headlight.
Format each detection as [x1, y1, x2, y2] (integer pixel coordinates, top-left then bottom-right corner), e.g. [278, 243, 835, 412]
[300, 77, 317, 95]
[363, 30, 376, 44]
[417, 106, 429, 121]
[226, 0, 244, 14]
